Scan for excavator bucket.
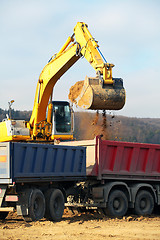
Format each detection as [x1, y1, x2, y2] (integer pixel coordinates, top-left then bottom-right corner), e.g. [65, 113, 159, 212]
[68, 76, 126, 110]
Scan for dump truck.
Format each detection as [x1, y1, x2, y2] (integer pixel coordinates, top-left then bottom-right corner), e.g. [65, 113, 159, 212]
[0, 136, 160, 221]
[0, 141, 86, 221]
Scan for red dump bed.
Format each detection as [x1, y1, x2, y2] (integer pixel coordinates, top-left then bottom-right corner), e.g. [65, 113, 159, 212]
[91, 136, 160, 180]
[60, 136, 160, 181]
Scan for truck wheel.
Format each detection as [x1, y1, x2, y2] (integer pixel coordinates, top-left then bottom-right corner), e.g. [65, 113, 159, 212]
[134, 190, 154, 216]
[45, 188, 64, 221]
[28, 189, 45, 221]
[103, 190, 128, 217]
[0, 212, 8, 220]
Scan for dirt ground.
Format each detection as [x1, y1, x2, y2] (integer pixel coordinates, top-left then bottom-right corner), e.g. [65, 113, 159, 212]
[0, 209, 160, 240]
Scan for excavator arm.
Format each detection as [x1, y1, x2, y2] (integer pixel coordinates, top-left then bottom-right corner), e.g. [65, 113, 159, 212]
[0, 22, 125, 142]
[29, 42, 81, 132]
[29, 22, 124, 136]
[73, 22, 114, 84]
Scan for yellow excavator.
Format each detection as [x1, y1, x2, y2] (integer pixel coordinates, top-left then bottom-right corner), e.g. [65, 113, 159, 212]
[0, 22, 125, 142]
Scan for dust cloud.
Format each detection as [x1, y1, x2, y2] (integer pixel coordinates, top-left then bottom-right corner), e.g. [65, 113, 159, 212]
[68, 81, 84, 104]
[74, 111, 118, 141]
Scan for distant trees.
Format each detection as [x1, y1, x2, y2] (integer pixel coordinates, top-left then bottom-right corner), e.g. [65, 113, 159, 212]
[0, 108, 6, 121]
[0, 108, 160, 144]
[74, 112, 160, 144]
[117, 117, 160, 144]
[0, 108, 31, 122]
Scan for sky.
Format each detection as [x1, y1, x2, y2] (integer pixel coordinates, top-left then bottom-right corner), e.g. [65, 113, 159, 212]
[0, 0, 160, 118]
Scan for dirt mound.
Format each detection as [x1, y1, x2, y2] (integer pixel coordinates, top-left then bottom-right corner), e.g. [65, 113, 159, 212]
[68, 81, 84, 104]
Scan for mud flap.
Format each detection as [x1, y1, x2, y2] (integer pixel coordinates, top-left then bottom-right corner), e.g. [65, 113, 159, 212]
[0, 185, 7, 207]
[16, 189, 33, 216]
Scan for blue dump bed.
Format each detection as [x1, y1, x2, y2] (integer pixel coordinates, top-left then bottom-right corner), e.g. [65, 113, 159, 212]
[0, 142, 86, 183]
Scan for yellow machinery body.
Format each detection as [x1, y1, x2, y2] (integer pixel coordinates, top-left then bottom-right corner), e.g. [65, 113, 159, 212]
[0, 22, 125, 143]
[0, 119, 30, 142]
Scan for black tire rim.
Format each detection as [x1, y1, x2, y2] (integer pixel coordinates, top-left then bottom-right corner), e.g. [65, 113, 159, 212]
[33, 194, 45, 219]
[140, 198, 147, 210]
[113, 197, 124, 213]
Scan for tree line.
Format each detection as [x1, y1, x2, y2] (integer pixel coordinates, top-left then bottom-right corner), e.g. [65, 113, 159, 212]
[0, 108, 160, 144]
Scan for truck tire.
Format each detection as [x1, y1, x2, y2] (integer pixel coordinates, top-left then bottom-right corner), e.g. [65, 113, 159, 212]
[134, 190, 154, 216]
[28, 189, 45, 221]
[103, 190, 128, 217]
[0, 212, 8, 220]
[45, 188, 64, 221]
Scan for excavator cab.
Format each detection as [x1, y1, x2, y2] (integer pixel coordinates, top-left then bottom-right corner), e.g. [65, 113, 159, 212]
[51, 101, 74, 140]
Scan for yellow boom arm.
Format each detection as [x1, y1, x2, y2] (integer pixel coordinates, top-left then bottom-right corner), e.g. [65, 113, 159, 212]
[29, 22, 115, 138]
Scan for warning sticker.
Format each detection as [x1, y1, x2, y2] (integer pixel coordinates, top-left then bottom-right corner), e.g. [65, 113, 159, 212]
[0, 155, 7, 162]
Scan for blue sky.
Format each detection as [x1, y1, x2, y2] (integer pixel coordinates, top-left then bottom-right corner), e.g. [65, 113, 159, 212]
[0, 0, 160, 118]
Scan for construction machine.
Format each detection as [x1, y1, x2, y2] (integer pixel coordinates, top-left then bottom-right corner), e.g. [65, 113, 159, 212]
[0, 22, 125, 142]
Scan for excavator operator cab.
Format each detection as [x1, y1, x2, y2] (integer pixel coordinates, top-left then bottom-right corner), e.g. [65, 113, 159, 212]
[51, 101, 74, 140]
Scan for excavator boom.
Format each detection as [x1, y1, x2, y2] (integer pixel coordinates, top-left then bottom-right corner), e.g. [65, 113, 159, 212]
[0, 22, 125, 142]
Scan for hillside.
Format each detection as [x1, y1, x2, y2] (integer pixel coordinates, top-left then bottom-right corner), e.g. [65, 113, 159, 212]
[0, 108, 31, 122]
[0, 108, 160, 144]
[74, 112, 160, 144]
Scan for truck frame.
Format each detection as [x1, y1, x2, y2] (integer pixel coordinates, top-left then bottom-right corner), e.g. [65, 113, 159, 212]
[0, 136, 160, 221]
